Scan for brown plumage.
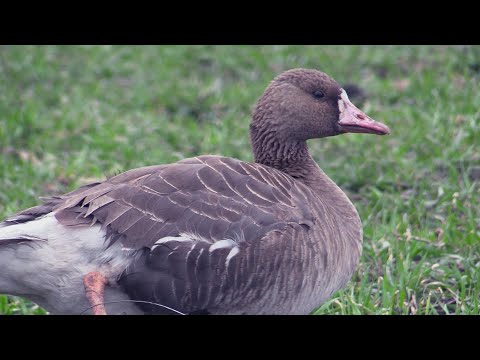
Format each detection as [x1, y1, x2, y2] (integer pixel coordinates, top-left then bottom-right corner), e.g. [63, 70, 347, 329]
[0, 68, 390, 315]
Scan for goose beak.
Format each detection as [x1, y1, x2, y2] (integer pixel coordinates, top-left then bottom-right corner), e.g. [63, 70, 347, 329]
[337, 89, 390, 135]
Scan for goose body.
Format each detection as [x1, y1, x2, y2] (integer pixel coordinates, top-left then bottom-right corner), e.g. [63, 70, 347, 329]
[0, 69, 390, 314]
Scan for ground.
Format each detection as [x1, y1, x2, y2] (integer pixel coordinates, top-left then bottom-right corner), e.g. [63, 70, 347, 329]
[0, 45, 478, 315]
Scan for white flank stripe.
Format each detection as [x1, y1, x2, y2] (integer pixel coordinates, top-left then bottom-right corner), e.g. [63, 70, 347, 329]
[209, 239, 237, 252]
[225, 247, 240, 266]
[151, 235, 194, 250]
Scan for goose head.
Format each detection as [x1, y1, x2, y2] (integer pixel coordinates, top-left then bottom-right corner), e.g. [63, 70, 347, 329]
[250, 68, 390, 142]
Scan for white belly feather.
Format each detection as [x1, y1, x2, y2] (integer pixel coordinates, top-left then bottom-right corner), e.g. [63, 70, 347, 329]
[0, 213, 143, 315]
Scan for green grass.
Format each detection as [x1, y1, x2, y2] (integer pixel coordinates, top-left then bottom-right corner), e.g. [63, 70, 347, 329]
[0, 45, 478, 315]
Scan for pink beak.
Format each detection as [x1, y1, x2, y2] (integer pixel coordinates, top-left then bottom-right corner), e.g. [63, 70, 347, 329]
[337, 89, 390, 135]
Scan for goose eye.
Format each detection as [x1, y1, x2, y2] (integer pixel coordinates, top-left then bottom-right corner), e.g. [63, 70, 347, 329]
[313, 90, 325, 99]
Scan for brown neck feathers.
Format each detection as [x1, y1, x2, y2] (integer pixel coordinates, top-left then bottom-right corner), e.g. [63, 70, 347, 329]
[250, 122, 318, 181]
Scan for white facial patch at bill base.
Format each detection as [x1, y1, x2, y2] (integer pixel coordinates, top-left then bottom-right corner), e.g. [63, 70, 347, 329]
[338, 89, 351, 115]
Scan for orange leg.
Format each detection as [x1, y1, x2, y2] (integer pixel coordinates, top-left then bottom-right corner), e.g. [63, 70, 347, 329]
[83, 272, 108, 315]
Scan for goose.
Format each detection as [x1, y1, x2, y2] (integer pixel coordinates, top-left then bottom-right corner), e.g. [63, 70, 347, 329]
[0, 68, 390, 315]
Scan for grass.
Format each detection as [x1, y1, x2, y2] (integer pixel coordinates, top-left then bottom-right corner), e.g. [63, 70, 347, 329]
[0, 45, 478, 315]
